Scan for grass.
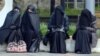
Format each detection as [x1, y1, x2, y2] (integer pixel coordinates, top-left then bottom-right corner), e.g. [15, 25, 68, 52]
[65, 8, 82, 16]
[38, 8, 50, 17]
[96, 6, 100, 11]
[38, 7, 100, 17]
[38, 8, 82, 17]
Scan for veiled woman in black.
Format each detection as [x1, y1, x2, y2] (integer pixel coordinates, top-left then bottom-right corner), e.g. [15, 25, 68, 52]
[21, 5, 41, 52]
[43, 6, 69, 53]
[72, 9, 96, 54]
[0, 6, 21, 44]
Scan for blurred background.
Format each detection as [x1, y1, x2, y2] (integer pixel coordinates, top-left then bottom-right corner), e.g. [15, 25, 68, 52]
[0, 0, 100, 37]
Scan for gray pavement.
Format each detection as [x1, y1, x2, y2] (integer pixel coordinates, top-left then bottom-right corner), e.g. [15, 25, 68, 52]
[0, 42, 100, 56]
[0, 52, 100, 56]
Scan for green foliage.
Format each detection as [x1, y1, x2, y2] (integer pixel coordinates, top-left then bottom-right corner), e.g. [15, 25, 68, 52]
[38, 7, 100, 17]
[40, 23, 100, 38]
[38, 8, 82, 17]
[40, 23, 48, 36]
[40, 23, 76, 36]
[67, 23, 76, 36]
[65, 8, 82, 16]
[96, 6, 100, 11]
[38, 8, 50, 17]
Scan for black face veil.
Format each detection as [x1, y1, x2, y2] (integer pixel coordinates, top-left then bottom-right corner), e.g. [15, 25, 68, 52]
[78, 9, 93, 28]
[49, 6, 65, 28]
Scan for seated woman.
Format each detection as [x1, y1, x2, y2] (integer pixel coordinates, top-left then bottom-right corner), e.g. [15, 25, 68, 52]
[21, 5, 41, 52]
[0, 6, 21, 44]
[43, 6, 69, 53]
[72, 9, 96, 54]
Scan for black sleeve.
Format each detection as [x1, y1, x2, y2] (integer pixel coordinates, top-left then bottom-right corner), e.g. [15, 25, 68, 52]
[64, 15, 69, 31]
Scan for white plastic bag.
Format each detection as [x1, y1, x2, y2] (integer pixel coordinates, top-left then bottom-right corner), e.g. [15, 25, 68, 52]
[40, 41, 50, 52]
[66, 39, 75, 52]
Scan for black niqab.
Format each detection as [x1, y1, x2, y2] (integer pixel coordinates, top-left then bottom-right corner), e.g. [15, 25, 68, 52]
[49, 6, 65, 28]
[21, 5, 40, 52]
[43, 6, 69, 53]
[78, 9, 92, 29]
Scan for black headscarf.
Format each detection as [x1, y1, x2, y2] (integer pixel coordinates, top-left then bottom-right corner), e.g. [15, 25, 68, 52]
[21, 4, 40, 38]
[78, 9, 93, 29]
[49, 6, 65, 28]
[25, 4, 37, 14]
[13, 5, 20, 11]
[1, 5, 20, 29]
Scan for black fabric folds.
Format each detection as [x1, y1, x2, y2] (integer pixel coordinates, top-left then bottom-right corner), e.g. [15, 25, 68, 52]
[0, 6, 21, 44]
[21, 5, 41, 52]
[72, 9, 95, 54]
[43, 6, 69, 53]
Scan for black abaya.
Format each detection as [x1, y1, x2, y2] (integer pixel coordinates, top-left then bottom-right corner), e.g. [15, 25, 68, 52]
[21, 5, 41, 52]
[0, 6, 21, 44]
[72, 9, 94, 54]
[43, 6, 69, 53]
